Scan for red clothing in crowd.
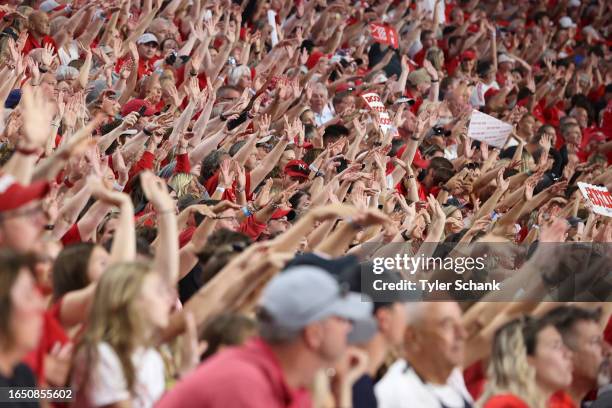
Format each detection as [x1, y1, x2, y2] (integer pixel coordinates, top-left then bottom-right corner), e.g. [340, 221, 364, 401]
[482, 394, 529, 408]
[21, 33, 57, 54]
[23, 300, 69, 383]
[115, 55, 160, 79]
[155, 338, 312, 408]
[60, 223, 83, 246]
[549, 391, 577, 408]
[204, 171, 253, 202]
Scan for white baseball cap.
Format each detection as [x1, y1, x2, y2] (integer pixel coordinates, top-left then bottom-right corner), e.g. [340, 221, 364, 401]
[498, 54, 515, 65]
[559, 16, 577, 29]
[137, 33, 159, 45]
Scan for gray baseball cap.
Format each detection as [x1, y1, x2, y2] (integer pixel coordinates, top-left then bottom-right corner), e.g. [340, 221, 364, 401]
[259, 265, 376, 344]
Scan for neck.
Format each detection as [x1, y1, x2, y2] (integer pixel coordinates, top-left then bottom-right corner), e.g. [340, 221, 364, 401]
[269, 342, 322, 390]
[363, 334, 388, 377]
[31, 31, 43, 41]
[536, 380, 559, 402]
[408, 355, 453, 385]
[0, 348, 23, 378]
[567, 376, 594, 406]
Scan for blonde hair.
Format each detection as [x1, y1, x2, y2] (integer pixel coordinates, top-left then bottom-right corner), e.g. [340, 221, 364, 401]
[477, 319, 546, 408]
[75, 262, 154, 393]
[425, 47, 445, 71]
[168, 173, 196, 198]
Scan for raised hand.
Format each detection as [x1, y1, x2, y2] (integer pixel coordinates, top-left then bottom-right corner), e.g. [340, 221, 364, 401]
[20, 86, 56, 150]
[140, 171, 175, 212]
[496, 168, 509, 192]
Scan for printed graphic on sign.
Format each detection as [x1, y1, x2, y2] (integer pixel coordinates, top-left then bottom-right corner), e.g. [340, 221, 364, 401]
[577, 182, 612, 217]
[467, 110, 513, 148]
[369, 23, 399, 49]
[361, 92, 392, 134]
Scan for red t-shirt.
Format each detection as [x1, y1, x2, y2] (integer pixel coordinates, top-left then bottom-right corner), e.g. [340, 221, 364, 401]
[155, 338, 312, 408]
[204, 171, 253, 202]
[549, 391, 577, 408]
[23, 303, 70, 383]
[483, 394, 529, 408]
[60, 224, 83, 246]
[22, 33, 57, 55]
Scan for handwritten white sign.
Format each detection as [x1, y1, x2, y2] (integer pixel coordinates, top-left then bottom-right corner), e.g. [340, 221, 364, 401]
[361, 92, 392, 135]
[467, 110, 513, 148]
[578, 182, 612, 217]
[267, 10, 279, 47]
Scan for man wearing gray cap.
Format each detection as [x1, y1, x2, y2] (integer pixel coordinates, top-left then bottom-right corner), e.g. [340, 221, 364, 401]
[156, 264, 375, 408]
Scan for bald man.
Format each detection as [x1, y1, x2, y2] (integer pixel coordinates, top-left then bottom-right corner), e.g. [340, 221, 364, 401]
[375, 302, 474, 408]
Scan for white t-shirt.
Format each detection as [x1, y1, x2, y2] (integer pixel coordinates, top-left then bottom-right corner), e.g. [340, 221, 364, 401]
[314, 104, 335, 127]
[72, 342, 165, 408]
[470, 81, 500, 108]
[375, 360, 473, 408]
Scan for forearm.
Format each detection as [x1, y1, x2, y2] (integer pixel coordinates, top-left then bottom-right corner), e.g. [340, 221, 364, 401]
[98, 126, 125, 153]
[475, 189, 504, 219]
[77, 17, 103, 47]
[155, 212, 179, 283]
[169, 102, 196, 146]
[109, 201, 136, 263]
[315, 222, 358, 257]
[250, 140, 289, 188]
[2, 153, 38, 184]
[52, 185, 93, 239]
[189, 130, 226, 166]
[77, 54, 93, 90]
[232, 133, 258, 166]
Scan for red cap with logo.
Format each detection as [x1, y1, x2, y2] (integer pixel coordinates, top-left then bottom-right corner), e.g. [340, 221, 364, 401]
[283, 160, 310, 179]
[0, 174, 49, 213]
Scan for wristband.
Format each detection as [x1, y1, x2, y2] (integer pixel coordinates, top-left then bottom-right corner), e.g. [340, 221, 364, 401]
[401, 230, 410, 241]
[441, 185, 451, 192]
[406, 175, 415, 180]
[241, 206, 252, 217]
[431, 79, 439, 83]
[143, 128, 153, 136]
[216, 186, 226, 193]
[51, 122, 60, 128]
[235, 186, 245, 193]
[309, 164, 319, 173]
[410, 136, 420, 141]
[113, 182, 125, 191]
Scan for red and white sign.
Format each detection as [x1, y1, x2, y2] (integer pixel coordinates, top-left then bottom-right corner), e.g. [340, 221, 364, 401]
[577, 182, 612, 217]
[467, 110, 513, 148]
[369, 23, 399, 49]
[361, 92, 392, 134]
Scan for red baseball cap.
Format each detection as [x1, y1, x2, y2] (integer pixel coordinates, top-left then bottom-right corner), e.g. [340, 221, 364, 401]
[461, 50, 477, 61]
[0, 174, 49, 213]
[271, 208, 295, 220]
[121, 99, 155, 117]
[284, 160, 310, 180]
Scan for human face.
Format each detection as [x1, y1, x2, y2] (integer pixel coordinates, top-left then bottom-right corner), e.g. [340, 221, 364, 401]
[138, 42, 159, 60]
[0, 202, 47, 253]
[137, 273, 173, 329]
[378, 302, 408, 348]
[162, 39, 178, 54]
[32, 13, 50, 36]
[146, 81, 163, 105]
[311, 90, 327, 114]
[529, 326, 573, 392]
[412, 302, 466, 369]
[319, 316, 353, 363]
[279, 150, 296, 169]
[215, 208, 239, 231]
[10, 269, 45, 353]
[564, 125, 582, 146]
[87, 246, 110, 283]
[568, 321, 605, 386]
[571, 107, 588, 129]
[422, 33, 434, 49]
[446, 210, 464, 234]
[451, 8, 464, 25]
[99, 217, 119, 245]
[335, 95, 355, 115]
[268, 218, 290, 235]
[300, 110, 316, 126]
[519, 116, 536, 138]
[238, 72, 252, 90]
[40, 74, 58, 100]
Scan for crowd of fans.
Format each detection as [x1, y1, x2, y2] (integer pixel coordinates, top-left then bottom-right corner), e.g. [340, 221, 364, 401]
[0, 0, 611, 407]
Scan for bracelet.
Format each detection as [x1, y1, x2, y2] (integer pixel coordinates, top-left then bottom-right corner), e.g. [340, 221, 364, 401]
[143, 128, 153, 136]
[241, 206, 252, 217]
[401, 230, 410, 241]
[441, 185, 451, 192]
[44, 224, 55, 231]
[431, 79, 439, 83]
[50, 122, 60, 128]
[315, 171, 325, 178]
[235, 186, 245, 193]
[113, 182, 125, 191]
[15, 145, 38, 156]
[406, 175, 415, 180]
[410, 136, 420, 141]
[309, 164, 319, 173]
[216, 186, 226, 193]
[189, 70, 198, 77]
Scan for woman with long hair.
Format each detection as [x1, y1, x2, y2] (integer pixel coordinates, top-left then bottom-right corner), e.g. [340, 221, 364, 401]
[71, 262, 174, 408]
[478, 317, 573, 407]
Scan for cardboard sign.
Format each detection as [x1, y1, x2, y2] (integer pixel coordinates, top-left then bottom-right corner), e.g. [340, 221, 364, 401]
[577, 182, 612, 217]
[467, 110, 513, 148]
[361, 92, 392, 134]
[369, 23, 399, 49]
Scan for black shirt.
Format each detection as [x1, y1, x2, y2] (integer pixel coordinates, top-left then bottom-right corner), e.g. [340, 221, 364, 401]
[0, 363, 40, 408]
[353, 374, 378, 408]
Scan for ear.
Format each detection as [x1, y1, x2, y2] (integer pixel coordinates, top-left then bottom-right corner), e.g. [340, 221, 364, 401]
[303, 322, 324, 350]
[403, 325, 420, 352]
